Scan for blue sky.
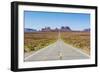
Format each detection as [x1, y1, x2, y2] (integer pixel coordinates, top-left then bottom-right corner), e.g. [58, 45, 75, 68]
[24, 11, 90, 31]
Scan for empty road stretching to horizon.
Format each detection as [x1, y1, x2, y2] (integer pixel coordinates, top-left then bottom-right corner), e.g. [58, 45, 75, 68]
[24, 32, 89, 61]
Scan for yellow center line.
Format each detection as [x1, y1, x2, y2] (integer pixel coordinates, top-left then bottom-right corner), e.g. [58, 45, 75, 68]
[58, 51, 63, 60]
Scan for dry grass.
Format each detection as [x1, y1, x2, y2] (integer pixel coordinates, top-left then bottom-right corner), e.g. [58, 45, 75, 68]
[24, 32, 58, 52]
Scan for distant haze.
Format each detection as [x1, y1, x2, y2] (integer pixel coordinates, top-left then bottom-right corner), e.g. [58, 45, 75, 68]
[24, 11, 90, 31]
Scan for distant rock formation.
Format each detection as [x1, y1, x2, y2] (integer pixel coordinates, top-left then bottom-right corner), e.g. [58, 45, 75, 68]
[41, 27, 51, 32]
[60, 26, 71, 31]
[41, 26, 71, 32]
[83, 28, 90, 32]
[24, 28, 37, 32]
[24, 26, 90, 32]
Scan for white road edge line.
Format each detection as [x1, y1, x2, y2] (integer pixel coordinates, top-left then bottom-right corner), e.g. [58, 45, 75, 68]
[24, 42, 56, 60]
[62, 41, 90, 58]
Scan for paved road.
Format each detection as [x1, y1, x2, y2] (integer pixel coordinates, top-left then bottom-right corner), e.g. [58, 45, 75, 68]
[24, 39, 89, 62]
